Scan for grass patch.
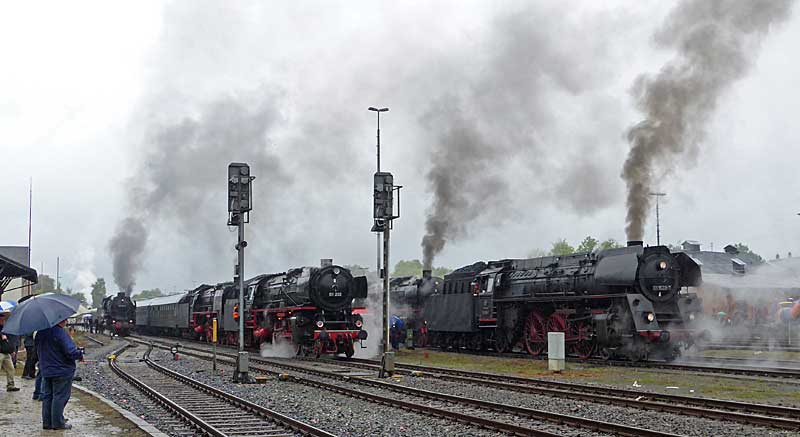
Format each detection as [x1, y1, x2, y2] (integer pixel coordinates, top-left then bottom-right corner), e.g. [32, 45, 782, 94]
[395, 349, 800, 405]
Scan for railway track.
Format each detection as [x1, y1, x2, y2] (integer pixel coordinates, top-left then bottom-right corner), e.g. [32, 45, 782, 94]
[133, 336, 685, 437]
[702, 342, 800, 353]
[329, 357, 800, 430]
[108, 342, 334, 437]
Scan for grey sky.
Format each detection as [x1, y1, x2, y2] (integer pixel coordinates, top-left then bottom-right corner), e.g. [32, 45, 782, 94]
[1, 1, 798, 301]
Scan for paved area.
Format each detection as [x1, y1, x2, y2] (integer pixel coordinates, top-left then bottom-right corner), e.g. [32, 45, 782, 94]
[0, 374, 150, 436]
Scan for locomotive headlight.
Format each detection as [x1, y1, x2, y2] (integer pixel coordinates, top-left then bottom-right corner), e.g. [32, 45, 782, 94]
[688, 313, 696, 321]
[645, 312, 655, 323]
[316, 320, 324, 328]
[355, 319, 363, 328]
[658, 261, 668, 270]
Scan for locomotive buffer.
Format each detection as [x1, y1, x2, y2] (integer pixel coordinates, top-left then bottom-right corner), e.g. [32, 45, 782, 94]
[228, 162, 255, 383]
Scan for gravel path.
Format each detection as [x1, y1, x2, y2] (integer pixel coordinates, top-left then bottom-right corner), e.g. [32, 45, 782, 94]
[151, 349, 565, 437]
[76, 339, 197, 436]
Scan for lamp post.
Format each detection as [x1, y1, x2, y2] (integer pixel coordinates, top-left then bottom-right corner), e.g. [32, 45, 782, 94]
[649, 192, 666, 246]
[369, 107, 388, 280]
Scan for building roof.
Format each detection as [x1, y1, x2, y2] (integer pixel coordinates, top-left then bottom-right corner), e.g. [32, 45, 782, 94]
[135, 293, 186, 307]
[681, 250, 763, 275]
[0, 246, 29, 267]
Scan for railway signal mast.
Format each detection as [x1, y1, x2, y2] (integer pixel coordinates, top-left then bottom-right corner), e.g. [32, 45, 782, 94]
[228, 162, 255, 383]
[369, 107, 401, 377]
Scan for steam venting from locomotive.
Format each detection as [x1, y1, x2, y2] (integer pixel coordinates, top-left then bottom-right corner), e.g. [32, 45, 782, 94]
[108, 92, 288, 294]
[622, 0, 795, 241]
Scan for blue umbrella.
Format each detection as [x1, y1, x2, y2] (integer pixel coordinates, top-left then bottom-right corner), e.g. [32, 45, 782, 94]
[0, 300, 17, 313]
[1, 292, 81, 335]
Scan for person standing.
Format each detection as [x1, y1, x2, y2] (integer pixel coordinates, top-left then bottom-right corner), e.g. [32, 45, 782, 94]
[0, 311, 20, 392]
[36, 318, 84, 430]
[22, 332, 37, 379]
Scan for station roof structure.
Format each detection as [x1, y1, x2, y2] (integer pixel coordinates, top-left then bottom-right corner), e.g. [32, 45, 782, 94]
[0, 248, 38, 298]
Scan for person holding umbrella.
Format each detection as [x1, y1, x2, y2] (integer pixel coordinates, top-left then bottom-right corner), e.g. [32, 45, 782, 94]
[1, 292, 83, 430]
[0, 308, 20, 392]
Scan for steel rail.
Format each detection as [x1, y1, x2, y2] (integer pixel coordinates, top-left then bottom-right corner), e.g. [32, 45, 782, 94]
[130, 338, 560, 437]
[331, 357, 800, 430]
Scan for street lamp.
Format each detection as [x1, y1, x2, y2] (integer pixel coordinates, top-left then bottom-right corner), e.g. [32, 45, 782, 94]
[649, 192, 666, 246]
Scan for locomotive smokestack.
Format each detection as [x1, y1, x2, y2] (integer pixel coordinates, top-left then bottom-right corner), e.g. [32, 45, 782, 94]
[320, 258, 333, 268]
[627, 240, 643, 247]
[422, 269, 432, 280]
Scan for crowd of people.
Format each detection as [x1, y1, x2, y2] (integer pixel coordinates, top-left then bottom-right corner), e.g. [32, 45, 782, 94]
[1, 307, 84, 430]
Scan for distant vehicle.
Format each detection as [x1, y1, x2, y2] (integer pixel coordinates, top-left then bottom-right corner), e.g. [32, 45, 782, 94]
[99, 292, 136, 336]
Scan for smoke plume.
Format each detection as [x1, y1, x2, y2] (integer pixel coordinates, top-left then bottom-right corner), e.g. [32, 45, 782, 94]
[109, 91, 289, 293]
[419, 5, 603, 268]
[109, 217, 147, 293]
[622, 0, 795, 240]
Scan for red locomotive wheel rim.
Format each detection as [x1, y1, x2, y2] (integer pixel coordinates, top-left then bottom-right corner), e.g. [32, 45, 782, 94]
[570, 321, 595, 360]
[546, 313, 567, 333]
[524, 311, 546, 357]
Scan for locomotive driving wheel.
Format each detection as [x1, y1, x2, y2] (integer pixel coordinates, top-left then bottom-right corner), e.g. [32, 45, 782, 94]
[493, 328, 512, 353]
[546, 313, 567, 333]
[569, 320, 595, 360]
[523, 311, 547, 357]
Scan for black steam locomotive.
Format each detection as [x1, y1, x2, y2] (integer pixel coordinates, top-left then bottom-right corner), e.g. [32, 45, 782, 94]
[99, 292, 136, 336]
[389, 273, 442, 348]
[423, 242, 703, 361]
[136, 260, 369, 357]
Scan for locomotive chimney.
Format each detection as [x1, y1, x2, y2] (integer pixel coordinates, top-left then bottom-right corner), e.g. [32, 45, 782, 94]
[627, 240, 643, 247]
[320, 258, 333, 267]
[422, 269, 432, 280]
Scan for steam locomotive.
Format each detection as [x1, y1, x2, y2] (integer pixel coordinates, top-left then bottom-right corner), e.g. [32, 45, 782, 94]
[99, 292, 136, 336]
[136, 260, 369, 357]
[420, 242, 703, 361]
[389, 274, 442, 348]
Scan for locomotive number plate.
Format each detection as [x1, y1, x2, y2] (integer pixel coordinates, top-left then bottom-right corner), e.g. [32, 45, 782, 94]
[652, 285, 671, 291]
[328, 292, 342, 297]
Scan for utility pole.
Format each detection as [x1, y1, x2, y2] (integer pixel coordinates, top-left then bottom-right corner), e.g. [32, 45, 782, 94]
[649, 192, 666, 246]
[56, 257, 60, 291]
[369, 107, 388, 281]
[228, 163, 255, 383]
[27, 178, 33, 297]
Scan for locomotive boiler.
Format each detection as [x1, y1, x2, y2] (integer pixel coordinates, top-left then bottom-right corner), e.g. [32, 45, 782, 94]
[389, 270, 441, 347]
[424, 242, 703, 361]
[100, 292, 136, 336]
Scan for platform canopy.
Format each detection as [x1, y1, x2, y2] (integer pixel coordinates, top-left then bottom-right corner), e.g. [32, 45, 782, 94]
[0, 252, 38, 298]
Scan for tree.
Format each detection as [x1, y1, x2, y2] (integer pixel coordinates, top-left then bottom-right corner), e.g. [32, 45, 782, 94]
[91, 278, 107, 308]
[33, 274, 56, 293]
[576, 236, 599, 253]
[550, 239, 576, 256]
[432, 267, 453, 278]
[393, 260, 424, 277]
[392, 260, 451, 278]
[132, 288, 166, 302]
[600, 238, 623, 250]
[733, 243, 765, 263]
[527, 248, 548, 258]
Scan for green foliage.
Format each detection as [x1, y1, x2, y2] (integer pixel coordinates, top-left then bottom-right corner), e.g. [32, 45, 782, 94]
[33, 274, 56, 293]
[600, 239, 623, 250]
[734, 243, 765, 263]
[393, 259, 424, 277]
[90, 278, 107, 308]
[132, 288, 166, 301]
[549, 239, 576, 256]
[392, 260, 451, 278]
[576, 236, 599, 253]
[527, 248, 548, 258]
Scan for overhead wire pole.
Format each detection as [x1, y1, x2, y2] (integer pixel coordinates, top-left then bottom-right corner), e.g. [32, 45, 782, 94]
[649, 192, 666, 246]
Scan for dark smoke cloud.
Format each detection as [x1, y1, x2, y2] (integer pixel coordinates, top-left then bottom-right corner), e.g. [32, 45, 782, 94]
[622, 0, 795, 241]
[420, 5, 604, 268]
[109, 217, 147, 293]
[109, 90, 289, 293]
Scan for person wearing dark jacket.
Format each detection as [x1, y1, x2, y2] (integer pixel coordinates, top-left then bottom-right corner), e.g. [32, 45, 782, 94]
[22, 332, 37, 378]
[0, 311, 20, 392]
[36, 319, 84, 430]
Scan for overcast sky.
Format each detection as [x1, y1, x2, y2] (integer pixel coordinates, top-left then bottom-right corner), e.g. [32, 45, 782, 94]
[2, 1, 799, 299]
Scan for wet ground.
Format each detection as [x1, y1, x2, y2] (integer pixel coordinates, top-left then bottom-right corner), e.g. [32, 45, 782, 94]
[0, 362, 149, 436]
